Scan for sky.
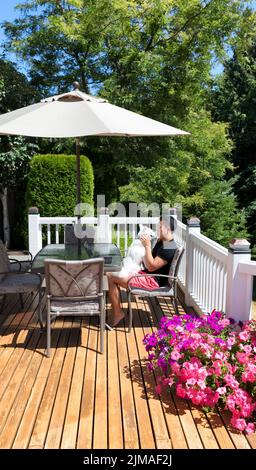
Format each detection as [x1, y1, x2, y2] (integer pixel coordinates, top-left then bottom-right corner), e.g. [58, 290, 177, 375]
[0, 0, 20, 43]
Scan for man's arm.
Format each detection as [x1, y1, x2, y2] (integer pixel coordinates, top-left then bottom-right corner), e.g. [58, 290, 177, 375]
[140, 235, 167, 272]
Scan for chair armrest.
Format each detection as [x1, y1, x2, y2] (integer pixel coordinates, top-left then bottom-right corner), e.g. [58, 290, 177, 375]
[127, 273, 177, 290]
[9, 257, 33, 271]
[23, 251, 33, 261]
[9, 259, 22, 271]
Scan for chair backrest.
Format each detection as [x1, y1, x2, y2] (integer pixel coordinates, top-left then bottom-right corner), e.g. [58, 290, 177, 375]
[0, 240, 11, 280]
[44, 258, 104, 299]
[168, 242, 185, 288]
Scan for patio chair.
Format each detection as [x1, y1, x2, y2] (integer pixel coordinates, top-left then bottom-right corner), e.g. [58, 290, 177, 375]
[44, 257, 105, 357]
[127, 243, 184, 332]
[0, 245, 43, 323]
[0, 239, 33, 272]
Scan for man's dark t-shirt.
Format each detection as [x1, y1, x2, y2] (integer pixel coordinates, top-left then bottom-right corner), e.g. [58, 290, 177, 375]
[144, 239, 177, 286]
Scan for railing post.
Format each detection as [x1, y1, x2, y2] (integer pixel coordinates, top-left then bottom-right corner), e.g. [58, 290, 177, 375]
[28, 207, 42, 258]
[226, 238, 252, 322]
[185, 217, 201, 306]
[96, 207, 111, 243]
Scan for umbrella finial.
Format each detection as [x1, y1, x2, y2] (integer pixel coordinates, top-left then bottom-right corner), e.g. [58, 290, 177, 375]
[73, 81, 80, 90]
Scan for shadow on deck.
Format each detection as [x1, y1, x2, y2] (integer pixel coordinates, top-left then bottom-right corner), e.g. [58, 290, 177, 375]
[0, 290, 255, 450]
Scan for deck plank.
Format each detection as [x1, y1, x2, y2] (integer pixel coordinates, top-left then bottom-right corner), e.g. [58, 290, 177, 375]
[12, 318, 65, 449]
[133, 295, 172, 449]
[116, 320, 140, 449]
[0, 327, 46, 447]
[219, 409, 251, 449]
[205, 411, 235, 449]
[60, 319, 89, 449]
[28, 319, 73, 449]
[0, 312, 35, 398]
[145, 298, 188, 449]
[76, 319, 98, 449]
[0, 328, 42, 440]
[93, 321, 108, 449]
[188, 405, 219, 449]
[107, 325, 123, 449]
[44, 318, 82, 448]
[123, 296, 156, 449]
[0, 290, 255, 449]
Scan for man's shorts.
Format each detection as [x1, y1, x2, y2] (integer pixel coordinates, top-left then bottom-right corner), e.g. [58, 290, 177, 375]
[128, 270, 159, 290]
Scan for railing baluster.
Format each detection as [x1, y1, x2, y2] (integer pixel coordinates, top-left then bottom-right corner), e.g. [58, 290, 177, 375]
[132, 223, 136, 242]
[47, 224, 51, 244]
[223, 270, 227, 313]
[117, 224, 120, 248]
[208, 255, 213, 313]
[202, 251, 207, 309]
[211, 259, 216, 313]
[124, 223, 128, 254]
[55, 224, 59, 244]
[192, 241, 196, 294]
[218, 262, 223, 311]
[193, 244, 197, 298]
[215, 261, 221, 311]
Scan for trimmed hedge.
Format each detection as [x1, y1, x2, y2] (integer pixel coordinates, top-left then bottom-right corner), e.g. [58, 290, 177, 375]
[26, 154, 94, 216]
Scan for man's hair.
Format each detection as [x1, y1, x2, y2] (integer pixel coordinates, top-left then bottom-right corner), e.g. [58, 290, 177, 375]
[160, 214, 177, 232]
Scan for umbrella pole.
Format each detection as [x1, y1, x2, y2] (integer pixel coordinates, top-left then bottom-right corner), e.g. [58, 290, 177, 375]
[76, 137, 82, 256]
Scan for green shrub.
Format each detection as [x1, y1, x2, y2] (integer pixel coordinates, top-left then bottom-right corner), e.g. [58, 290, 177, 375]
[26, 154, 94, 216]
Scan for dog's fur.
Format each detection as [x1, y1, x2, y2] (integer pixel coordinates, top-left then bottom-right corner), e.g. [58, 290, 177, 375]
[118, 224, 156, 277]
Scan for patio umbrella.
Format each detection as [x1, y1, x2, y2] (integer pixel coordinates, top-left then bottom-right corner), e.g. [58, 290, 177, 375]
[0, 82, 189, 212]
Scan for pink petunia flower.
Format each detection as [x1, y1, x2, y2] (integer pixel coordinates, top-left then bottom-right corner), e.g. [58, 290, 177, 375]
[245, 423, 255, 435]
[230, 417, 247, 432]
[171, 350, 182, 361]
[176, 384, 186, 398]
[238, 331, 250, 342]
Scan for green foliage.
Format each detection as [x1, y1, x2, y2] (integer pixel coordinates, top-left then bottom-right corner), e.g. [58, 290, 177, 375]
[0, 136, 32, 193]
[26, 154, 94, 216]
[0, 59, 38, 112]
[0, 60, 38, 246]
[119, 109, 247, 247]
[0, 60, 38, 194]
[195, 180, 248, 246]
[2, 1, 253, 247]
[211, 16, 256, 248]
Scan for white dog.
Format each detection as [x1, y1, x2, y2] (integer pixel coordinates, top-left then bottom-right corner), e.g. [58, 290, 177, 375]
[118, 224, 157, 277]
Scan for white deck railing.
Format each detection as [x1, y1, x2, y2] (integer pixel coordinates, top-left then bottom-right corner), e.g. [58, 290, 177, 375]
[28, 209, 255, 321]
[188, 231, 228, 314]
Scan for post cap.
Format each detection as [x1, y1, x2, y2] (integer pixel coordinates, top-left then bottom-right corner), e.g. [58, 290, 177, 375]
[169, 207, 177, 215]
[187, 217, 200, 227]
[28, 207, 39, 214]
[229, 238, 251, 252]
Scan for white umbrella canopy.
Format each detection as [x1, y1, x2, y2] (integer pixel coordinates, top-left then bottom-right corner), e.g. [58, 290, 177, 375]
[0, 87, 189, 138]
[0, 84, 189, 225]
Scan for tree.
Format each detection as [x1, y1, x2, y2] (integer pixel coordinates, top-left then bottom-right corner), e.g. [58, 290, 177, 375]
[211, 17, 256, 251]
[119, 109, 247, 246]
[0, 60, 37, 246]
[1, 1, 251, 245]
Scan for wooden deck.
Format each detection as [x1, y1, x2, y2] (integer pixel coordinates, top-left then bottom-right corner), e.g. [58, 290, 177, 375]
[0, 290, 255, 450]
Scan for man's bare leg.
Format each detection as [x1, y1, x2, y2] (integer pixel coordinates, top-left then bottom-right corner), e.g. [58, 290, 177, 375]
[106, 273, 128, 326]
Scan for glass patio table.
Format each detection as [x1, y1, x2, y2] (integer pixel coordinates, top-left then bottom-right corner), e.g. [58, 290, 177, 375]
[31, 242, 122, 273]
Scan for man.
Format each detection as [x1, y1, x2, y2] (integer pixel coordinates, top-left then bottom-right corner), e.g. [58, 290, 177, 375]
[106, 215, 177, 327]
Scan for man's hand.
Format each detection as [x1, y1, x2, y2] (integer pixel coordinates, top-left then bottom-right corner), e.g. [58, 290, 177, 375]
[140, 234, 151, 248]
